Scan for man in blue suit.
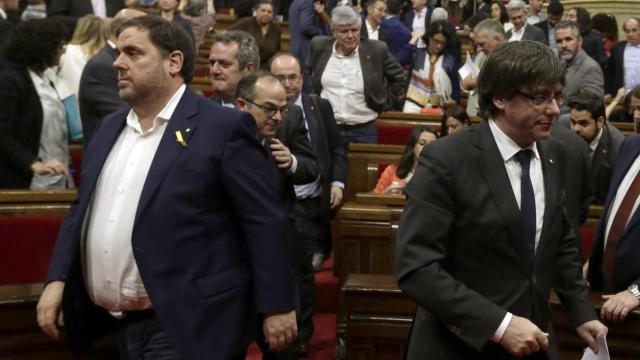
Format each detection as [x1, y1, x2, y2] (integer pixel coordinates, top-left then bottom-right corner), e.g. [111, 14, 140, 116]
[36, 16, 297, 359]
[288, 0, 324, 92]
[588, 135, 640, 323]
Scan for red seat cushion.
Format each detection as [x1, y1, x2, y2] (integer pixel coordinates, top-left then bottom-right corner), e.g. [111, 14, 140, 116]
[376, 124, 414, 145]
[580, 227, 594, 261]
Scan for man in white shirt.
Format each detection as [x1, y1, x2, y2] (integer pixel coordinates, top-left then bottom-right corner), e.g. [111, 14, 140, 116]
[505, 0, 546, 44]
[396, 40, 607, 359]
[37, 16, 297, 359]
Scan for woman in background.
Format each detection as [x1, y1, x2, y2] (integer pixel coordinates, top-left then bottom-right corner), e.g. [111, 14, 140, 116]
[592, 12, 618, 59]
[440, 105, 470, 136]
[490, 0, 512, 32]
[373, 126, 437, 194]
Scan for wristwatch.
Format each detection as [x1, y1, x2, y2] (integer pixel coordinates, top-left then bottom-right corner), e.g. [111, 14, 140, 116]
[628, 283, 640, 300]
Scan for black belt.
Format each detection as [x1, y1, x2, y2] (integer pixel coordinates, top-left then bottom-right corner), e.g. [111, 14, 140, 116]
[337, 120, 376, 130]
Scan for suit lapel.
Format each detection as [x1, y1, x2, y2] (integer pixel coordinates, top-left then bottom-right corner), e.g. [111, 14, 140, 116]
[133, 89, 199, 224]
[614, 141, 640, 240]
[591, 126, 609, 177]
[475, 122, 529, 273]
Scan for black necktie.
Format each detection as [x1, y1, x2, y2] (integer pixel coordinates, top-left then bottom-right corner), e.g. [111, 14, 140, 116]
[515, 149, 536, 262]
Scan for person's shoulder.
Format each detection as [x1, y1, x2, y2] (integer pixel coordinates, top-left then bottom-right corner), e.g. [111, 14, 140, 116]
[310, 36, 333, 47]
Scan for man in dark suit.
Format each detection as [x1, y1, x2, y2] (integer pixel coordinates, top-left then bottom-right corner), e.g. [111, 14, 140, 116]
[47, 0, 124, 17]
[395, 41, 606, 359]
[270, 53, 347, 352]
[604, 17, 640, 96]
[79, 9, 145, 144]
[568, 92, 624, 204]
[534, 0, 563, 54]
[309, 5, 405, 144]
[587, 135, 640, 323]
[380, 0, 420, 66]
[288, 0, 323, 71]
[36, 16, 297, 359]
[505, 0, 547, 45]
[235, 70, 319, 360]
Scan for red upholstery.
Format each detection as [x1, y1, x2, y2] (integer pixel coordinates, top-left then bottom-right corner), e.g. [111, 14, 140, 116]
[0, 216, 63, 285]
[376, 124, 414, 145]
[580, 227, 595, 261]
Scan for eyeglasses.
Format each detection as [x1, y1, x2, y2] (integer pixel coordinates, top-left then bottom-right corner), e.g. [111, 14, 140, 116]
[244, 98, 287, 117]
[513, 89, 564, 107]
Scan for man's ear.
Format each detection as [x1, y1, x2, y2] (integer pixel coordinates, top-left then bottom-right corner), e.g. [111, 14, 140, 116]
[167, 50, 184, 77]
[493, 96, 507, 110]
[597, 115, 606, 129]
[245, 62, 257, 72]
[235, 98, 247, 110]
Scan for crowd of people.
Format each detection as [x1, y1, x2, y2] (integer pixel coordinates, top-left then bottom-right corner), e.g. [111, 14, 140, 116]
[1, 0, 640, 359]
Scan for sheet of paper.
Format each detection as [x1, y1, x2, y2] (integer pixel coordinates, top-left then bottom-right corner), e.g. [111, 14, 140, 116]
[580, 335, 610, 360]
[458, 51, 480, 80]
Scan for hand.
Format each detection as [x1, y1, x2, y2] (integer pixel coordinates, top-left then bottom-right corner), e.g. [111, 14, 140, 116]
[462, 74, 477, 90]
[270, 139, 293, 170]
[500, 315, 549, 357]
[576, 320, 608, 353]
[36, 281, 65, 339]
[31, 161, 55, 175]
[313, 1, 325, 14]
[615, 87, 626, 101]
[330, 185, 343, 209]
[409, 31, 421, 45]
[263, 310, 297, 352]
[44, 159, 68, 175]
[601, 291, 640, 322]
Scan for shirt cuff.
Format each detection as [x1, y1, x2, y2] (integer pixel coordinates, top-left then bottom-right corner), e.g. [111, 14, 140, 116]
[289, 155, 298, 174]
[490, 312, 512, 343]
[331, 181, 345, 189]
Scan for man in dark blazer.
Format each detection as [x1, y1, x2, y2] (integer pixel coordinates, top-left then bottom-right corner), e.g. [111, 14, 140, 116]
[79, 9, 145, 144]
[505, 0, 547, 45]
[568, 92, 624, 205]
[395, 41, 606, 359]
[37, 17, 297, 359]
[270, 53, 347, 352]
[588, 135, 640, 323]
[380, 0, 419, 66]
[288, 0, 324, 92]
[309, 5, 405, 144]
[47, 0, 124, 17]
[402, 0, 433, 40]
[534, 0, 563, 53]
[604, 17, 640, 96]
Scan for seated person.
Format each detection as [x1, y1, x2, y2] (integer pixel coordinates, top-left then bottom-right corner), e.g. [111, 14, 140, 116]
[373, 126, 437, 194]
[403, 20, 460, 113]
[440, 105, 471, 136]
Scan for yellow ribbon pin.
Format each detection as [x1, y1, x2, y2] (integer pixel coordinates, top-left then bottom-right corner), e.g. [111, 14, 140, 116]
[175, 130, 187, 147]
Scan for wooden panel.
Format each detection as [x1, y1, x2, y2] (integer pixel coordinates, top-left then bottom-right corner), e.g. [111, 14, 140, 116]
[346, 144, 403, 202]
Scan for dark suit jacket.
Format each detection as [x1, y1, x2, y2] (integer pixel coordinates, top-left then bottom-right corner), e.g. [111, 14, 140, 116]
[309, 36, 405, 112]
[300, 94, 347, 221]
[380, 15, 416, 67]
[588, 135, 640, 292]
[396, 121, 596, 359]
[288, 0, 324, 69]
[79, 45, 125, 145]
[506, 23, 547, 45]
[47, 0, 124, 17]
[605, 41, 626, 96]
[402, 6, 434, 32]
[581, 30, 606, 69]
[0, 63, 43, 188]
[535, 20, 551, 45]
[591, 122, 625, 204]
[46, 88, 294, 359]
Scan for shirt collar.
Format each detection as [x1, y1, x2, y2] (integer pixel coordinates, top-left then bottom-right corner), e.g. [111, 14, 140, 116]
[27, 68, 50, 88]
[294, 94, 303, 108]
[0, 8, 7, 19]
[513, 25, 525, 35]
[126, 84, 187, 135]
[589, 127, 604, 152]
[332, 41, 359, 58]
[416, 7, 427, 18]
[488, 119, 540, 163]
[108, 40, 116, 49]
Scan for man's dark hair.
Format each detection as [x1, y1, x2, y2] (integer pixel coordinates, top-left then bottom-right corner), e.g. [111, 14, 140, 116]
[396, 126, 436, 179]
[236, 70, 281, 101]
[464, 11, 489, 30]
[5, 18, 68, 72]
[254, 0, 273, 10]
[478, 41, 565, 117]
[547, 0, 564, 17]
[440, 105, 470, 136]
[568, 91, 606, 121]
[572, 7, 592, 34]
[116, 15, 195, 83]
[386, 0, 403, 15]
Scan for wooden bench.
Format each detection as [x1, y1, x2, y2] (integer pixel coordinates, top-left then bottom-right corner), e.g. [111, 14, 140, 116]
[345, 144, 403, 202]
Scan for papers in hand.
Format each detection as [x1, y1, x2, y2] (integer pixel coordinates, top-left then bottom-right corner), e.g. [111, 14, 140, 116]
[580, 335, 610, 360]
[458, 51, 480, 80]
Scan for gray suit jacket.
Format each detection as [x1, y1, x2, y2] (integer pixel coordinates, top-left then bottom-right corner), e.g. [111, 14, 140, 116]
[78, 45, 125, 145]
[395, 121, 596, 359]
[591, 122, 625, 204]
[506, 23, 547, 45]
[562, 49, 604, 113]
[309, 36, 405, 112]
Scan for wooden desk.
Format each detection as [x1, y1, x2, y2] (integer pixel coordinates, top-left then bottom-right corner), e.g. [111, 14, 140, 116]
[0, 190, 75, 216]
[346, 143, 403, 202]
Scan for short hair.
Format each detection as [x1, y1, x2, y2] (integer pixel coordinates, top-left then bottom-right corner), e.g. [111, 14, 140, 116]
[236, 70, 282, 101]
[623, 17, 640, 32]
[464, 11, 489, 30]
[568, 91, 606, 121]
[211, 30, 260, 70]
[431, 7, 448, 22]
[254, 0, 273, 10]
[478, 41, 565, 117]
[424, 20, 457, 52]
[396, 126, 436, 179]
[5, 18, 68, 71]
[331, 5, 361, 27]
[366, 0, 385, 11]
[554, 20, 581, 39]
[491, 0, 509, 24]
[183, 0, 207, 16]
[592, 13, 618, 42]
[474, 18, 506, 40]
[268, 52, 303, 74]
[572, 7, 592, 33]
[547, 0, 564, 17]
[386, 0, 403, 15]
[116, 15, 195, 83]
[70, 15, 110, 58]
[506, 0, 526, 13]
[440, 105, 470, 136]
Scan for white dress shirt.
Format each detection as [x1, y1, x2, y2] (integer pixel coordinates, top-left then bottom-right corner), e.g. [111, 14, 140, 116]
[320, 44, 378, 125]
[604, 154, 640, 248]
[84, 85, 187, 316]
[366, 19, 379, 41]
[509, 25, 526, 42]
[488, 119, 546, 341]
[91, 0, 106, 17]
[412, 7, 428, 48]
[588, 127, 604, 160]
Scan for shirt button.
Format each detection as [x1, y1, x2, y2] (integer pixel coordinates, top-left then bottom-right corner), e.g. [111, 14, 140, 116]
[104, 250, 108, 254]
[118, 187, 125, 193]
[106, 279, 112, 284]
[109, 219, 115, 223]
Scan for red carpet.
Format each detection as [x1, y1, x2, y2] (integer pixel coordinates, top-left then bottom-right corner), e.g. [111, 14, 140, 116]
[245, 258, 337, 359]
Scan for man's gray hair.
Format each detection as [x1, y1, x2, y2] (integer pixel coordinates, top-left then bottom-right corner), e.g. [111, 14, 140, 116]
[431, 7, 448, 22]
[554, 20, 581, 39]
[473, 18, 506, 40]
[506, 0, 527, 12]
[211, 30, 260, 70]
[331, 5, 361, 27]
